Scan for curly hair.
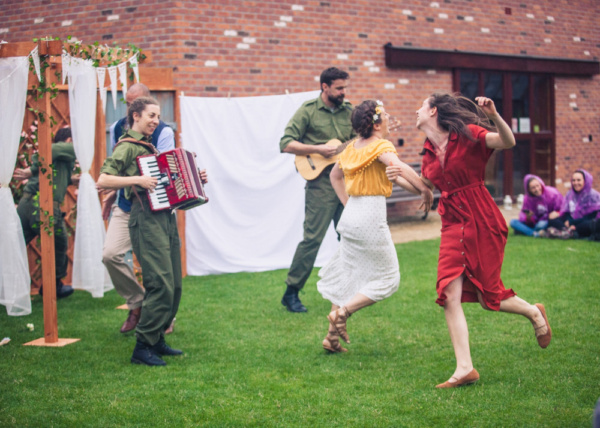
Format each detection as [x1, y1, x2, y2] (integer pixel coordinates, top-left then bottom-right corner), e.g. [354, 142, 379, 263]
[127, 96, 159, 128]
[351, 100, 381, 138]
[428, 92, 497, 142]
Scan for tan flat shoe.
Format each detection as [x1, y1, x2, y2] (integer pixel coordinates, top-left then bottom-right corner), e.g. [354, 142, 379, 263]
[327, 307, 351, 344]
[436, 369, 479, 389]
[534, 303, 552, 348]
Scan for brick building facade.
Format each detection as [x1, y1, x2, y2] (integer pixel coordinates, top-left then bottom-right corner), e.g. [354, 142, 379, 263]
[3, 0, 599, 216]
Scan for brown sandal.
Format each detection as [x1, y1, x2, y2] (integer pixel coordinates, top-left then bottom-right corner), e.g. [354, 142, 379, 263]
[323, 335, 348, 353]
[323, 322, 348, 353]
[327, 307, 351, 344]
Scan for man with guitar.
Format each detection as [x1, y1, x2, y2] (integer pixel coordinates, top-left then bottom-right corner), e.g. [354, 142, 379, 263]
[279, 67, 356, 312]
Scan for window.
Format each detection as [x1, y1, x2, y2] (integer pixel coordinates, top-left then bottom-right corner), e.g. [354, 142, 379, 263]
[455, 71, 554, 199]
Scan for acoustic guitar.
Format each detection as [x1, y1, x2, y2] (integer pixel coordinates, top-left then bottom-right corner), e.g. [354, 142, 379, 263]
[294, 139, 353, 180]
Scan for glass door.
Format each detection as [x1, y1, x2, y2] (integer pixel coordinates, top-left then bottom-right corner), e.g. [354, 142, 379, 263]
[455, 70, 555, 199]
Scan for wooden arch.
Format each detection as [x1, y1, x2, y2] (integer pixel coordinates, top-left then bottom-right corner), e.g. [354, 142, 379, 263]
[1, 39, 184, 345]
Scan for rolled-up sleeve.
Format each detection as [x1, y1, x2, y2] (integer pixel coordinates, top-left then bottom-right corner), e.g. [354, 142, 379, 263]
[279, 108, 309, 152]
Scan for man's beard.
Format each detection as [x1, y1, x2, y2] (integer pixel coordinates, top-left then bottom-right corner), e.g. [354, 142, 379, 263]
[328, 94, 344, 107]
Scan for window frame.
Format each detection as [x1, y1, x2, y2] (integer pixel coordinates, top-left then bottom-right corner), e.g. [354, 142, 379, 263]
[453, 69, 555, 198]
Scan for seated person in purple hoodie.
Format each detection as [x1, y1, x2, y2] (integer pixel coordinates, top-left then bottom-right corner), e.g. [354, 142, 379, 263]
[510, 174, 563, 237]
[545, 169, 600, 239]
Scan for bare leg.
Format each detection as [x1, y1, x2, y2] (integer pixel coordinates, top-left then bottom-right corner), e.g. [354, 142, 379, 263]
[442, 275, 474, 382]
[498, 296, 549, 341]
[344, 293, 376, 314]
[477, 290, 549, 336]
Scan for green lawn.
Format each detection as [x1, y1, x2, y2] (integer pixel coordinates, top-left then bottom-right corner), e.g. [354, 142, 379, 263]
[1, 236, 599, 427]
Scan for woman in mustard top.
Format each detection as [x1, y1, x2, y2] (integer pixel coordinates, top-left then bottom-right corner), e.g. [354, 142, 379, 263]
[317, 100, 433, 353]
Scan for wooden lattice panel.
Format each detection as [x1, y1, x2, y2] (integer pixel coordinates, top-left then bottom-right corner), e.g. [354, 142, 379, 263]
[14, 90, 77, 294]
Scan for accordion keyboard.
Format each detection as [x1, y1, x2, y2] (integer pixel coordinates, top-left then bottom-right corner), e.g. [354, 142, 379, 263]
[137, 156, 171, 211]
[137, 148, 208, 211]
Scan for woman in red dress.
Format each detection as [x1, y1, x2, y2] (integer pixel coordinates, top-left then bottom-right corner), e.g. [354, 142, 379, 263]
[387, 93, 552, 388]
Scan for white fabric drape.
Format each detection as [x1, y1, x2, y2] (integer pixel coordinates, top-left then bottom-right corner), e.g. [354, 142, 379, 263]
[181, 91, 339, 276]
[66, 57, 113, 297]
[0, 56, 31, 316]
[108, 66, 117, 109]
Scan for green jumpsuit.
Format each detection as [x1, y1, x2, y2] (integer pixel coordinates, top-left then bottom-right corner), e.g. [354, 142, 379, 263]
[100, 130, 182, 347]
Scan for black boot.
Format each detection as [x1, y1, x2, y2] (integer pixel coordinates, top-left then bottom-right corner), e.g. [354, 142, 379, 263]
[39, 280, 74, 299]
[131, 341, 166, 366]
[281, 286, 307, 313]
[56, 280, 74, 299]
[152, 337, 183, 356]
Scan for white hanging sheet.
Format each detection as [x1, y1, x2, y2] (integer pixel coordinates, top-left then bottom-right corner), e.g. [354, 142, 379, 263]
[180, 91, 340, 276]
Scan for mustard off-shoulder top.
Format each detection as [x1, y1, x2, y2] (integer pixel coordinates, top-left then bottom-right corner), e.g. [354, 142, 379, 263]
[338, 138, 398, 197]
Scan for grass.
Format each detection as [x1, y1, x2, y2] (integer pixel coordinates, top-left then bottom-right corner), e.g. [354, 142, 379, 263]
[1, 236, 599, 427]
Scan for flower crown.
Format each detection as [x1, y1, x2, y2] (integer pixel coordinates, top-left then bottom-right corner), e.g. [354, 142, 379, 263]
[372, 100, 384, 123]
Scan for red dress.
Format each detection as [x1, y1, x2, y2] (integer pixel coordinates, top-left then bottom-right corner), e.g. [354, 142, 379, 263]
[421, 124, 516, 310]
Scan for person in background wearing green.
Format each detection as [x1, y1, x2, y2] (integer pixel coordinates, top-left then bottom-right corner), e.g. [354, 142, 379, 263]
[14, 127, 78, 299]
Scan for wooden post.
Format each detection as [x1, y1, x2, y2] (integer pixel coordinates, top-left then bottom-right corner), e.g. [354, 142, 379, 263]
[92, 94, 106, 180]
[38, 48, 59, 343]
[22, 40, 78, 347]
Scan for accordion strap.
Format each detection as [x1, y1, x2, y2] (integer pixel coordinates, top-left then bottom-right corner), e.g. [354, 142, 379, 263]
[115, 137, 159, 155]
[130, 184, 146, 212]
[115, 137, 158, 211]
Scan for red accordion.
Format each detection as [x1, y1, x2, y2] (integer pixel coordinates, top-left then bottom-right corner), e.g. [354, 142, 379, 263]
[137, 148, 208, 212]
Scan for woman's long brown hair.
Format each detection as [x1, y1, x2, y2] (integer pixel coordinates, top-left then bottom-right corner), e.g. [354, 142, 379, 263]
[428, 92, 497, 142]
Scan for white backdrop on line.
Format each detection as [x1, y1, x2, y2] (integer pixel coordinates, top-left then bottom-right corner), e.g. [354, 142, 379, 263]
[180, 90, 339, 276]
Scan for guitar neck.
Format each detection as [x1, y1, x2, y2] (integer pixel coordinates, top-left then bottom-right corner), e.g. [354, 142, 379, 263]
[334, 139, 354, 155]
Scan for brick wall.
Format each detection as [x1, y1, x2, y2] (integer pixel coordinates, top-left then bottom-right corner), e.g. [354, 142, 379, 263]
[3, 0, 599, 197]
[554, 75, 600, 193]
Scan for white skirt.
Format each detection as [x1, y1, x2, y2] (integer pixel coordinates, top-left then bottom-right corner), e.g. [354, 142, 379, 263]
[317, 195, 400, 306]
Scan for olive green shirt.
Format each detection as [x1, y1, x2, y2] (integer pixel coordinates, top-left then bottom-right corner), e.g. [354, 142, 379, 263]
[23, 141, 76, 204]
[279, 95, 356, 152]
[99, 130, 155, 201]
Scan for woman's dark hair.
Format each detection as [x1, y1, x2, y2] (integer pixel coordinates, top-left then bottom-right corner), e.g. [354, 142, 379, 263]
[53, 127, 71, 143]
[428, 92, 497, 142]
[127, 96, 159, 128]
[320, 67, 349, 87]
[351, 99, 381, 138]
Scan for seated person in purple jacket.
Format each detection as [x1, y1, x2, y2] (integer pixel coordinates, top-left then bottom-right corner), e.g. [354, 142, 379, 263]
[545, 169, 600, 239]
[510, 174, 563, 237]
